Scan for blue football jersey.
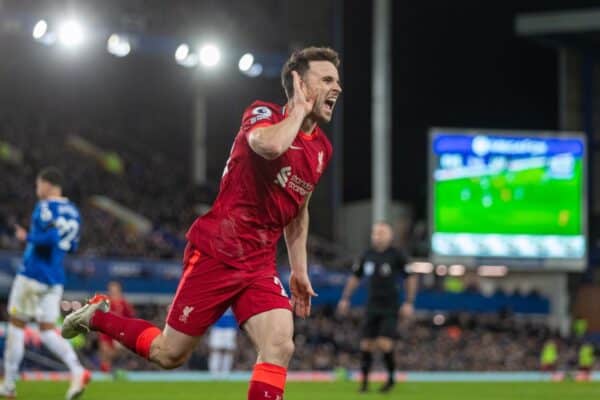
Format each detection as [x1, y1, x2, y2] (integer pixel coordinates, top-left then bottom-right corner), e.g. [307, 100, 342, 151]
[214, 308, 237, 329]
[20, 198, 81, 285]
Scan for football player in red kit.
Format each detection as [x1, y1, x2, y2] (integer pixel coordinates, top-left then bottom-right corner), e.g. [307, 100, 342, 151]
[62, 46, 342, 400]
[98, 281, 135, 372]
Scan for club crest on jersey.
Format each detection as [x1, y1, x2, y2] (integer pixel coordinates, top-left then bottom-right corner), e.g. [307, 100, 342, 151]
[317, 151, 324, 174]
[179, 306, 194, 323]
[274, 166, 313, 196]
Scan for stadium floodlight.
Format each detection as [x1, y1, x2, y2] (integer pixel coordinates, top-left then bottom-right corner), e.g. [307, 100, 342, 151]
[238, 53, 254, 72]
[107, 34, 131, 57]
[58, 19, 84, 47]
[245, 63, 263, 78]
[175, 44, 199, 68]
[199, 44, 221, 67]
[175, 43, 189, 62]
[32, 19, 48, 40]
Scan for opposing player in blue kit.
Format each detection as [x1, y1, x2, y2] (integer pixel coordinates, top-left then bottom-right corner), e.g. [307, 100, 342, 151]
[0, 167, 90, 400]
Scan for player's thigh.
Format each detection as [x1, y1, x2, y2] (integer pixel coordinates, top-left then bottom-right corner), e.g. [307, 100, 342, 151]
[37, 284, 63, 324]
[233, 273, 293, 355]
[242, 308, 293, 361]
[8, 275, 43, 322]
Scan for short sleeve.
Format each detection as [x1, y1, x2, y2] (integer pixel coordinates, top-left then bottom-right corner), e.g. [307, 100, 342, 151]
[241, 103, 279, 138]
[395, 250, 410, 277]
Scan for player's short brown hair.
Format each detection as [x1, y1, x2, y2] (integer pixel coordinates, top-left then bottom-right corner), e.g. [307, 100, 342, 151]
[37, 166, 64, 188]
[281, 46, 340, 99]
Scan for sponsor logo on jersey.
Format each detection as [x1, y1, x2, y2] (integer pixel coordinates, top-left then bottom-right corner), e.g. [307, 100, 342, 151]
[179, 306, 194, 323]
[274, 167, 292, 188]
[274, 167, 313, 196]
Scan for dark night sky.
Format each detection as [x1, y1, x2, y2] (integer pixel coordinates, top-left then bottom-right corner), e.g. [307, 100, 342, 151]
[343, 0, 600, 219]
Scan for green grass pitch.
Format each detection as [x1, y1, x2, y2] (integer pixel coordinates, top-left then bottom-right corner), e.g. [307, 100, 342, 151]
[14, 381, 600, 399]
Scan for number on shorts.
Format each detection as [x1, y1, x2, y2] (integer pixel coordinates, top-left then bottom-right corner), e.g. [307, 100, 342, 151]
[273, 277, 288, 297]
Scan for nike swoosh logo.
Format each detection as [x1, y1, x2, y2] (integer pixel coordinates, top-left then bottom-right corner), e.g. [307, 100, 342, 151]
[289, 145, 303, 150]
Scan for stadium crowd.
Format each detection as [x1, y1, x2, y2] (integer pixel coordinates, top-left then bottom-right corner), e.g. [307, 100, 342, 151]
[57, 305, 593, 372]
[0, 108, 206, 259]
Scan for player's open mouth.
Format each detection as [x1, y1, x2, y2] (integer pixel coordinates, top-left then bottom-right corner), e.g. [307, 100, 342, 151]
[324, 99, 335, 111]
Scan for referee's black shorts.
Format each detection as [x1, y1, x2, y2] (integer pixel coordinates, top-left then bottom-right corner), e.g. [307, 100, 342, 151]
[361, 310, 398, 339]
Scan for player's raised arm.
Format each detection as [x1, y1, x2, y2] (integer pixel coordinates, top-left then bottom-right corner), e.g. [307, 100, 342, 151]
[285, 193, 316, 318]
[248, 71, 314, 160]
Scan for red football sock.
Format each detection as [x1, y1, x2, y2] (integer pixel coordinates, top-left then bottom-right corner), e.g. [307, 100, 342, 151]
[90, 312, 161, 359]
[100, 361, 111, 372]
[248, 363, 286, 400]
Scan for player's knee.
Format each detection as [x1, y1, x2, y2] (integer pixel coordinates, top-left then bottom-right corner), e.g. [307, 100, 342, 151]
[270, 337, 295, 364]
[157, 351, 188, 370]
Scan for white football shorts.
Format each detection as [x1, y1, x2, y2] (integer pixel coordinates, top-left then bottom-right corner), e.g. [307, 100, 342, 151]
[7, 274, 63, 324]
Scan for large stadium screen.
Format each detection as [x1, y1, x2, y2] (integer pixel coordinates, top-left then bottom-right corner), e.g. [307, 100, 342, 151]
[429, 129, 586, 270]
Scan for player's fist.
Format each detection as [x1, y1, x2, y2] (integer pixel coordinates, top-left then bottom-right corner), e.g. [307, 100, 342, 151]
[399, 302, 414, 319]
[14, 224, 27, 242]
[290, 71, 315, 117]
[289, 271, 317, 319]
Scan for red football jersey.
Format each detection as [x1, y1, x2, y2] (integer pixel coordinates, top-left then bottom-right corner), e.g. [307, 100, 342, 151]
[187, 100, 333, 271]
[109, 298, 134, 318]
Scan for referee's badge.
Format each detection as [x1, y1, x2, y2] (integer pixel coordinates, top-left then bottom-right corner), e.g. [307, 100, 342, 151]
[364, 261, 375, 276]
[381, 263, 392, 276]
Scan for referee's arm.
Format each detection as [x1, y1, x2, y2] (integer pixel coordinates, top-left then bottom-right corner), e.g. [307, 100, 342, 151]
[400, 273, 418, 318]
[337, 270, 361, 316]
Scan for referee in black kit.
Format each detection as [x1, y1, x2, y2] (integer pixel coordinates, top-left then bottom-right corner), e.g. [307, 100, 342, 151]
[337, 221, 418, 393]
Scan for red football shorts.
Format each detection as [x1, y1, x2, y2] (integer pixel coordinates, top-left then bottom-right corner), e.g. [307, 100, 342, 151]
[166, 243, 292, 337]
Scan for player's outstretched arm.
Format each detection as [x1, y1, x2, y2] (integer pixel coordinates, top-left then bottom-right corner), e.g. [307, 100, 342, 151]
[248, 71, 314, 160]
[285, 194, 316, 318]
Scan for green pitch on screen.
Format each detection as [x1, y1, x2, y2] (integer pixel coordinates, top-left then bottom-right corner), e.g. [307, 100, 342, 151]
[434, 159, 583, 235]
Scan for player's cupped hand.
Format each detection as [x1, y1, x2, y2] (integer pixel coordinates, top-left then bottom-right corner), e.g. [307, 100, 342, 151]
[289, 271, 317, 319]
[290, 71, 315, 117]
